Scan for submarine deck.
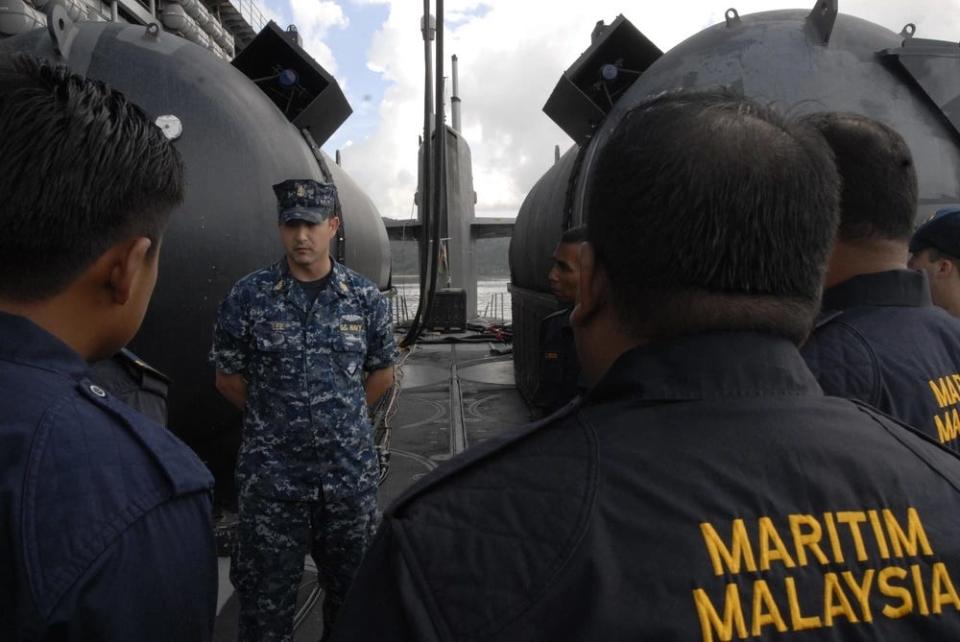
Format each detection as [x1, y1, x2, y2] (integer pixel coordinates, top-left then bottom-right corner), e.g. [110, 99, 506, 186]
[212, 337, 532, 640]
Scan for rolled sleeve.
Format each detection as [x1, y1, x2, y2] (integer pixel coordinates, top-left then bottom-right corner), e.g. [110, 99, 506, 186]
[210, 287, 251, 375]
[364, 289, 396, 372]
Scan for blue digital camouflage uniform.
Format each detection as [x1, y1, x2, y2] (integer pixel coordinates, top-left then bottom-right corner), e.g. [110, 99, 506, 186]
[211, 255, 395, 642]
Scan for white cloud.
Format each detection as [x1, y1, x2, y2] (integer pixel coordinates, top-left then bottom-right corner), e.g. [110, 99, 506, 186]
[336, 0, 960, 220]
[260, 0, 285, 28]
[285, 0, 349, 74]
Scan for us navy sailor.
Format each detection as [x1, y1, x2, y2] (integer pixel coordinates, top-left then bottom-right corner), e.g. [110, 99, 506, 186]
[0, 54, 217, 641]
[800, 113, 960, 450]
[211, 179, 396, 642]
[330, 91, 960, 641]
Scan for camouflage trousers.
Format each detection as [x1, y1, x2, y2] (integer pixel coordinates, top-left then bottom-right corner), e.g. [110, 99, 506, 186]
[231, 489, 379, 642]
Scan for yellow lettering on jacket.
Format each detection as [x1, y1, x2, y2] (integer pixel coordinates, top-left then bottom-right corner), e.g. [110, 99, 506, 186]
[930, 377, 951, 408]
[758, 517, 796, 571]
[931, 562, 960, 614]
[784, 577, 822, 631]
[934, 408, 960, 444]
[691, 508, 954, 641]
[884, 508, 933, 558]
[790, 515, 830, 566]
[693, 584, 748, 642]
[912, 564, 930, 615]
[836, 512, 869, 562]
[947, 376, 960, 405]
[878, 566, 913, 619]
[823, 572, 859, 626]
[867, 510, 890, 560]
[751, 580, 788, 636]
[823, 512, 845, 564]
[701, 520, 757, 576]
[842, 570, 875, 623]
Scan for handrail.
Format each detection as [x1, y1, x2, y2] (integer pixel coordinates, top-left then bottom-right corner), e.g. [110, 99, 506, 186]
[223, 0, 266, 31]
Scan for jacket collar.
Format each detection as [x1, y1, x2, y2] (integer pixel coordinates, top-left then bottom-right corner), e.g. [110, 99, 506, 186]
[586, 331, 822, 404]
[0, 311, 89, 379]
[821, 269, 931, 311]
[273, 257, 350, 311]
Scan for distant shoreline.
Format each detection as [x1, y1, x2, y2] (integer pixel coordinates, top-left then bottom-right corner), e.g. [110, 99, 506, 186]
[392, 275, 509, 283]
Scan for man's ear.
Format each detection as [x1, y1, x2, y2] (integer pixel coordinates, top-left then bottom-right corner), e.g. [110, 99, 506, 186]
[327, 216, 341, 237]
[571, 241, 606, 327]
[938, 258, 956, 279]
[108, 237, 153, 305]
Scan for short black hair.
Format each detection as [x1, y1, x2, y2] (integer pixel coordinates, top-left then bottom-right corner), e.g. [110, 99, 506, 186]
[585, 89, 840, 344]
[925, 248, 960, 266]
[801, 112, 917, 242]
[560, 225, 587, 244]
[0, 53, 184, 301]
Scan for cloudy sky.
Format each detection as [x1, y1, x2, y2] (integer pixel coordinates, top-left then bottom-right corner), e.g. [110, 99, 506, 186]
[258, 0, 960, 219]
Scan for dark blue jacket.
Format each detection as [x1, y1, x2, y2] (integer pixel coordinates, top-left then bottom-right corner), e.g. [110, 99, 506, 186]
[331, 332, 960, 641]
[533, 309, 583, 415]
[0, 312, 217, 641]
[803, 270, 960, 450]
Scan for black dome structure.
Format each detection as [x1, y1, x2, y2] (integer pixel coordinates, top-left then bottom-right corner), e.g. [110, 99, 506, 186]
[510, 0, 960, 402]
[4, 17, 391, 500]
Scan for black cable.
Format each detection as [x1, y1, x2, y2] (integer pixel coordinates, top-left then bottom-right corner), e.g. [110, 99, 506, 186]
[401, 0, 435, 348]
[403, 0, 447, 347]
[423, 0, 445, 335]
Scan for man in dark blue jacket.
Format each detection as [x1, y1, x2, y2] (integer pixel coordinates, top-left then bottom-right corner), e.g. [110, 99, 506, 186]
[330, 92, 960, 641]
[0, 53, 217, 640]
[801, 113, 960, 450]
[534, 225, 586, 415]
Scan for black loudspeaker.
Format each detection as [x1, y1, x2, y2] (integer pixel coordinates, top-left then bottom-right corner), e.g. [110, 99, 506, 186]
[426, 288, 468, 331]
[232, 21, 351, 146]
[543, 15, 662, 145]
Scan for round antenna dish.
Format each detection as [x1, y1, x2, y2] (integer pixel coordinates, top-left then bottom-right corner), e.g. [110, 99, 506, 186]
[278, 69, 299, 88]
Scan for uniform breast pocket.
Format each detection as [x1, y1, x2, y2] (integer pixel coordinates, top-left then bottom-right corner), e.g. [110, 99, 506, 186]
[252, 322, 304, 353]
[332, 332, 366, 382]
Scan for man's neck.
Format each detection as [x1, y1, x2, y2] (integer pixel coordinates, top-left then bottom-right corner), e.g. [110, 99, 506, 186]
[576, 309, 644, 386]
[936, 287, 960, 319]
[287, 255, 333, 282]
[824, 238, 909, 289]
[0, 297, 99, 360]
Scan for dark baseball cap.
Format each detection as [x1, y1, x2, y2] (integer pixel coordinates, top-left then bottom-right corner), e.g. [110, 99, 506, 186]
[910, 206, 960, 257]
[272, 179, 337, 224]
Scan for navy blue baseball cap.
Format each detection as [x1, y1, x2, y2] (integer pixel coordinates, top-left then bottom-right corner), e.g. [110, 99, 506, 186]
[272, 179, 337, 224]
[910, 206, 960, 257]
